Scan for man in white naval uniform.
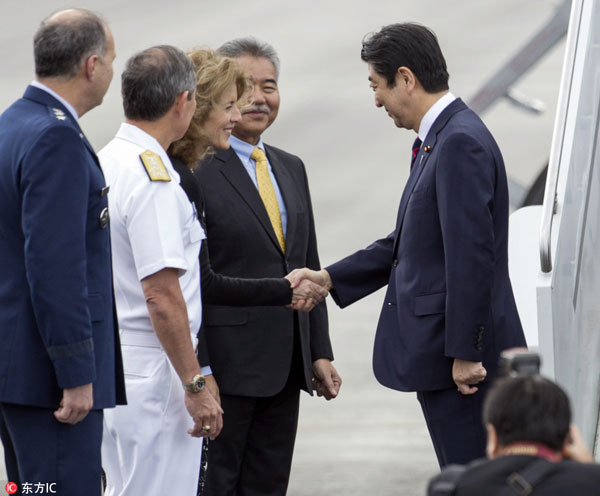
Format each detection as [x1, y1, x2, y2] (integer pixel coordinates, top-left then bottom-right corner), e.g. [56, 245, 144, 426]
[99, 45, 222, 496]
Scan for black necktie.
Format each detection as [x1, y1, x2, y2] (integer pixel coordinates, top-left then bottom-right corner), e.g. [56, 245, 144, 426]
[411, 137, 422, 171]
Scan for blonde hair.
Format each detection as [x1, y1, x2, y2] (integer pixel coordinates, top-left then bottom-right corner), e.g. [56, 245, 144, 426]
[169, 48, 247, 168]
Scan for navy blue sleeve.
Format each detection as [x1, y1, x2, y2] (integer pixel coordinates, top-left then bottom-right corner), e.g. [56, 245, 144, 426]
[326, 232, 394, 309]
[436, 132, 496, 361]
[21, 124, 96, 388]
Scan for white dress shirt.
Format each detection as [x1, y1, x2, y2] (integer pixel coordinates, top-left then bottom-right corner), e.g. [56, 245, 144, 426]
[418, 91, 457, 142]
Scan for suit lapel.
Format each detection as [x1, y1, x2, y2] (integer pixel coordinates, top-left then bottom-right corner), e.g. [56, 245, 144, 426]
[216, 147, 284, 254]
[392, 147, 431, 254]
[265, 145, 296, 253]
[392, 99, 467, 254]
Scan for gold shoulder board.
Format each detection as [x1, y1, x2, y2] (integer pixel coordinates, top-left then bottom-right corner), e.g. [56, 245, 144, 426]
[139, 150, 171, 182]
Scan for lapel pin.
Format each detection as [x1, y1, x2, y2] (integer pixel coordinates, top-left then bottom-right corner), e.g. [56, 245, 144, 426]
[424, 145, 432, 153]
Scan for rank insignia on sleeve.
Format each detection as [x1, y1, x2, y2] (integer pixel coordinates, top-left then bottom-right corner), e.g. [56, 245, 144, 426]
[52, 108, 66, 121]
[139, 150, 171, 182]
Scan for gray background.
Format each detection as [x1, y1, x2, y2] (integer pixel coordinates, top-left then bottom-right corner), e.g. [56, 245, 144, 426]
[0, 1, 565, 494]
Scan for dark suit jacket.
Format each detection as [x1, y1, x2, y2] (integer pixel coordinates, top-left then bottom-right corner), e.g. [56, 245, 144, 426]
[196, 145, 332, 397]
[171, 156, 292, 367]
[327, 99, 525, 392]
[0, 85, 126, 409]
[429, 455, 600, 495]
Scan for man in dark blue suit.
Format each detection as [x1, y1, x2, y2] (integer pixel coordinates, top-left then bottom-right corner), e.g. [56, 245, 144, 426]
[0, 9, 125, 494]
[289, 23, 526, 467]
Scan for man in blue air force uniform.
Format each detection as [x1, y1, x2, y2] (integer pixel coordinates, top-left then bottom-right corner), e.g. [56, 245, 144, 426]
[0, 9, 125, 495]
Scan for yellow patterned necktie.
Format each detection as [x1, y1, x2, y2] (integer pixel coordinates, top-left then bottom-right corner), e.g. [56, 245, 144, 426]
[251, 147, 286, 252]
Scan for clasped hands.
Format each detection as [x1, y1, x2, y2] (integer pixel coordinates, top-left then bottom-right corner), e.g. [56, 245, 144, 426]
[284, 268, 333, 312]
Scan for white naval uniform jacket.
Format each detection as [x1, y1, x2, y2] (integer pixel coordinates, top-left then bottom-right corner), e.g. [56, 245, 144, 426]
[98, 122, 205, 496]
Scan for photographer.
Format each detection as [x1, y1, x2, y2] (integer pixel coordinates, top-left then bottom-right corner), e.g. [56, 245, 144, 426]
[428, 372, 600, 495]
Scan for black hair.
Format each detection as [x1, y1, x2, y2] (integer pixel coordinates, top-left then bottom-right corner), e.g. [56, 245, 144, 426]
[483, 376, 571, 451]
[361, 23, 449, 92]
[121, 45, 196, 122]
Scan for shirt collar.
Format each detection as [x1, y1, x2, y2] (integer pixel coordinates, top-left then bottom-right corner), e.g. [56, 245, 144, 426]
[417, 91, 456, 142]
[229, 134, 266, 165]
[115, 122, 180, 182]
[31, 80, 79, 121]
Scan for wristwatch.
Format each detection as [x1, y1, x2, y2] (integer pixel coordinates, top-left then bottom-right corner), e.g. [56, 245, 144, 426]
[183, 374, 206, 393]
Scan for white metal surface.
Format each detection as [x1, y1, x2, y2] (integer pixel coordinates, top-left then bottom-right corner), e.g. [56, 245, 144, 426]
[508, 206, 543, 348]
[540, 0, 583, 273]
[536, 0, 600, 456]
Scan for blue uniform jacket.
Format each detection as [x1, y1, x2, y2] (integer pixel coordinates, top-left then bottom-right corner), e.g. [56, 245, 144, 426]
[0, 85, 126, 409]
[327, 99, 526, 392]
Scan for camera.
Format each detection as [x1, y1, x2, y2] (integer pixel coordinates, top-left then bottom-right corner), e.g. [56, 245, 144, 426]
[498, 348, 541, 377]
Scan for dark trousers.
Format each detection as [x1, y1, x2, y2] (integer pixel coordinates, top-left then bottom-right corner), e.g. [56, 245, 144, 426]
[417, 381, 490, 467]
[202, 383, 301, 496]
[0, 402, 103, 495]
[203, 326, 304, 496]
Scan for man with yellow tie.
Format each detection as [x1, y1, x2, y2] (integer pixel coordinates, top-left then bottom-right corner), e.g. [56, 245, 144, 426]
[195, 37, 341, 496]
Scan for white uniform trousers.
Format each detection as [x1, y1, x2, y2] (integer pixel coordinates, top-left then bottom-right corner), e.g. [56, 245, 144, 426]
[102, 330, 203, 496]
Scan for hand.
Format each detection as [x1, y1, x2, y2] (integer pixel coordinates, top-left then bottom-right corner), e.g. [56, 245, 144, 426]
[452, 358, 486, 395]
[288, 278, 328, 312]
[312, 359, 342, 400]
[54, 383, 93, 424]
[205, 374, 221, 406]
[287, 268, 333, 291]
[562, 424, 594, 462]
[185, 389, 224, 440]
[286, 268, 332, 311]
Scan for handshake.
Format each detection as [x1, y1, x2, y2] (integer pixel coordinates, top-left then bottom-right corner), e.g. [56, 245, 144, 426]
[284, 268, 333, 312]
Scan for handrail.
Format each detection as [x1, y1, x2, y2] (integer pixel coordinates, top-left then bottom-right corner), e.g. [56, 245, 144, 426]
[539, 0, 584, 273]
[468, 0, 570, 116]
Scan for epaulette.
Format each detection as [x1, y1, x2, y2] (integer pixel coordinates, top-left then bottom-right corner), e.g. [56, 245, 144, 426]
[139, 150, 171, 182]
